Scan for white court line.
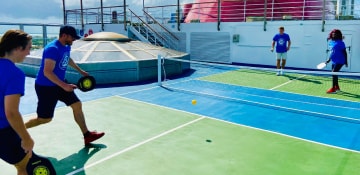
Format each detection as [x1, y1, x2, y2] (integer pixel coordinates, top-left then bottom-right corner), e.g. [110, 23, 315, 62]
[67, 95, 360, 174]
[66, 116, 205, 175]
[159, 85, 360, 124]
[212, 116, 360, 154]
[25, 75, 359, 173]
[198, 79, 360, 111]
[270, 75, 307, 90]
[117, 96, 360, 154]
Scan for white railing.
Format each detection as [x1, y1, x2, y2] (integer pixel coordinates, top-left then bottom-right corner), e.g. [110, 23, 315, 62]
[65, 5, 127, 25]
[0, 23, 61, 49]
[128, 9, 167, 48]
[144, 0, 360, 23]
[142, 10, 180, 50]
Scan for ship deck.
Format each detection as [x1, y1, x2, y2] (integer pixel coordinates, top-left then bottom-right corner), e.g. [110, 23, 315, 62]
[1, 63, 359, 175]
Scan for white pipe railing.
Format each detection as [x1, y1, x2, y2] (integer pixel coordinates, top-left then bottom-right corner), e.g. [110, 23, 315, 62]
[144, 0, 359, 23]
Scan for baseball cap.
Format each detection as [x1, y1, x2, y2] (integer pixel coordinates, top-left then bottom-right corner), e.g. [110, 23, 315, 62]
[60, 25, 81, 39]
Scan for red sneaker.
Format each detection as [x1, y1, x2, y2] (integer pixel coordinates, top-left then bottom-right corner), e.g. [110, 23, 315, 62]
[84, 131, 105, 145]
[334, 85, 341, 92]
[326, 87, 336, 94]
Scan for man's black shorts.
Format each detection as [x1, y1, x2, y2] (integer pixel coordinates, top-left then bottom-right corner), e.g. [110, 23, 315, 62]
[35, 84, 80, 118]
[0, 127, 27, 164]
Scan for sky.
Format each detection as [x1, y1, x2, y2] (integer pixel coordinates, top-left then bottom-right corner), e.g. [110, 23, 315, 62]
[0, 0, 358, 24]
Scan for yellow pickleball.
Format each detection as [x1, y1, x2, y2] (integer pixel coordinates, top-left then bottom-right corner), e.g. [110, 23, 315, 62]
[191, 100, 197, 105]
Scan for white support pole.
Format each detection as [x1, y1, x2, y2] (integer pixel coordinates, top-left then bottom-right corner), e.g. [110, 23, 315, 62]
[336, 0, 341, 16]
[157, 55, 162, 86]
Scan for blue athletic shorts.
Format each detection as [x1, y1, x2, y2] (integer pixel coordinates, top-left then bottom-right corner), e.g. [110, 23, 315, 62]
[35, 84, 80, 118]
[0, 127, 27, 164]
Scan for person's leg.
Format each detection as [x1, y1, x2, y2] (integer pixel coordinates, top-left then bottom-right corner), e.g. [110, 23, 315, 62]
[327, 64, 343, 93]
[332, 75, 338, 87]
[60, 90, 104, 145]
[25, 118, 52, 128]
[281, 59, 287, 69]
[276, 53, 281, 75]
[25, 85, 57, 128]
[281, 53, 287, 69]
[70, 101, 105, 145]
[14, 152, 31, 175]
[58, 87, 89, 134]
[276, 59, 281, 69]
[280, 52, 287, 75]
[70, 101, 89, 134]
[332, 64, 343, 87]
[0, 127, 31, 175]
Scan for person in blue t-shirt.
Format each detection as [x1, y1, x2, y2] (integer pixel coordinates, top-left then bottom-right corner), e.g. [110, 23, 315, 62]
[0, 30, 34, 174]
[25, 25, 104, 145]
[325, 29, 348, 94]
[271, 26, 291, 76]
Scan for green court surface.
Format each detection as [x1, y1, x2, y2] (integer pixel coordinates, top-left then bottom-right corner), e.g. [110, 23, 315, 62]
[2, 96, 359, 174]
[200, 69, 360, 102]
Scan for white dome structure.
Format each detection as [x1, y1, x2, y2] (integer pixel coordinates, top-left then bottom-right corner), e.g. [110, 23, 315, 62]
[21, 32, 190, 84]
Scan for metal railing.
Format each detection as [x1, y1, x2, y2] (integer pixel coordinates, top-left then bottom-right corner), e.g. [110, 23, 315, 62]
[65, 5, 127, 25]
[128, 9, 180, 50]
[128, 9, 167, 47]
[142, 10, 180, 50]
[0, 22, 61, 49]
[144, 0, 360, 23]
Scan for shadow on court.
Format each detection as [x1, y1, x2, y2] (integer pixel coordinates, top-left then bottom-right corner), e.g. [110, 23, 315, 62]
[49, 144, 107, 174]
[284, 74, 323, 84]
[337, 91, 360, 99]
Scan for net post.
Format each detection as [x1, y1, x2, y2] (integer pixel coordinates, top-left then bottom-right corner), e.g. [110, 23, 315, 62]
[157, 54, 162, 86]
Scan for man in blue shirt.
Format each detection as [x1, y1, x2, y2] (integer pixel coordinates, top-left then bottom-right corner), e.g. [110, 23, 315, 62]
[25, 25, 104, 145]
[0, 30, 34, 174]
[271, 26, 291, 76]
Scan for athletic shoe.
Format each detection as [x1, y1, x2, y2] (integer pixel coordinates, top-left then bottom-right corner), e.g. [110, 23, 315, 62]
[84, 131, 105, 145]
[280, 71, 284, 76]
[326, 87, 337, 94]
[335, 85, 341, 92]
[276, 71, 281, 76]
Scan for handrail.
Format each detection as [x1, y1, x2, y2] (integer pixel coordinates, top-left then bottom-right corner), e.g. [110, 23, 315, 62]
[142, 10, 179, 41]
[0, 23, 61, 49]
[66, 5, 128, 25]
[144, 1, 218, 9]
[0, 22, 61, 26]
[66, 5, 125, 11]
[128, 9, 167, 43]
[144, 0, 359, 25]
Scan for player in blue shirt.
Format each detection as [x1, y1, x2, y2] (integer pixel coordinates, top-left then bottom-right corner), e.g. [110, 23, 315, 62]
[25, 25, 104, 145]
[271, 26, 291, 76]
[0, 30, 34, 174]
[325, 29, 348, 93]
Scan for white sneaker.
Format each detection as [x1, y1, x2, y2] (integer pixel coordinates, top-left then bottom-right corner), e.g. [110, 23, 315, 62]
[276, 71, 280, 76]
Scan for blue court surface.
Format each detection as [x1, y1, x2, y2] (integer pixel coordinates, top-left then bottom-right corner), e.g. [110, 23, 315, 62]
[1, 65, 360, 175]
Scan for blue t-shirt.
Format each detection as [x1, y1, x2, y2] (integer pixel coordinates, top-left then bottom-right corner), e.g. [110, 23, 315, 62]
[273, 33, 290, 53]
[0, 59, 25, 129]
[328, 40, 346, 64]
[35, 40, 71, 86]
